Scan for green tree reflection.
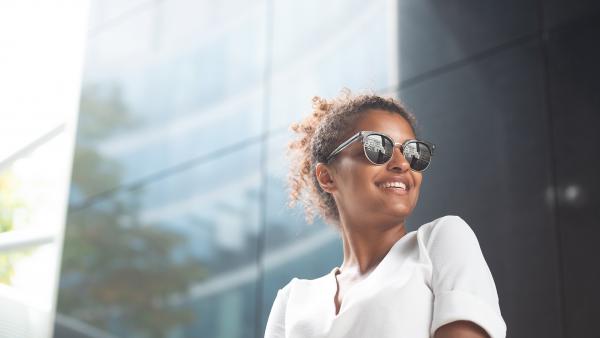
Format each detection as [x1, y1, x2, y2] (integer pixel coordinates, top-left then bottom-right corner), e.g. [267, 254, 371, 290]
[0, 166, 32, 284]
[0, 171, 24, 233]
[58, 84, 206, 338]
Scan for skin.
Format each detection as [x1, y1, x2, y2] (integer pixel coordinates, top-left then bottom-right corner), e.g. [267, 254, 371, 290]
[314, 109, 489, 338]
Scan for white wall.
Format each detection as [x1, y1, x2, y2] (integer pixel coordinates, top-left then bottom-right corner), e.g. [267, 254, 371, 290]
[0, 0, 90, 337]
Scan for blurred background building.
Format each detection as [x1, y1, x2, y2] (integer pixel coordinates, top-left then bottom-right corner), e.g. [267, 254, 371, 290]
[1, 0, 599, 337]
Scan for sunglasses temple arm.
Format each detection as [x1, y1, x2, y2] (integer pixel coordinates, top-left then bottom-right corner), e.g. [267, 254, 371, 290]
[325, 132, 362, 163]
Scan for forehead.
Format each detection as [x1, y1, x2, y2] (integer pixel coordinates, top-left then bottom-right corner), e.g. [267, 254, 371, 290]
[352, 109, 415, 142]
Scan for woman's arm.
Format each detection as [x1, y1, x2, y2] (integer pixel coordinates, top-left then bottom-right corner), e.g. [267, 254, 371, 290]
[434, 320, 490, 338]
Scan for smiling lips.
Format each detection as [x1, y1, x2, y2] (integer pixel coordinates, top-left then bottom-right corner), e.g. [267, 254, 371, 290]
[377, 181, 409, 195]
[379, 181, 406, 189]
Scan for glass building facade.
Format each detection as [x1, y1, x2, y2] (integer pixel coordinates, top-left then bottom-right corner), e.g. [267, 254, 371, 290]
[55, 1, 399, 337]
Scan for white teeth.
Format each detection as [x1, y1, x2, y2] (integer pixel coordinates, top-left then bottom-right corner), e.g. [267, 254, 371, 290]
[380, 182, 406, 190]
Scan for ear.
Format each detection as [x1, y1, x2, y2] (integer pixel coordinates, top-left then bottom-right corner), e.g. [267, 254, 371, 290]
[315, 162, 337, 193]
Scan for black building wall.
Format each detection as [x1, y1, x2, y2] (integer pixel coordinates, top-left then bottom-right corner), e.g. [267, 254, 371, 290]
[393, 1, 599, 337]
[545, 5, 600, 337]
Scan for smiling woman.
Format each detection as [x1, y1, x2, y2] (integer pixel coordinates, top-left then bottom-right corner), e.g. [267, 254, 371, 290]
[286, 90, 420, 227]
[264, 90, 506, 338]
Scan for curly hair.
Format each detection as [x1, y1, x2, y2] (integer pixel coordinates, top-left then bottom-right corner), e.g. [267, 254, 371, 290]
[287, 89, 418, 228]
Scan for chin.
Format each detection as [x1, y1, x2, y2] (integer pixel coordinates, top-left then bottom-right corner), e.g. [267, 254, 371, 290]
[382, 206, 412, 219]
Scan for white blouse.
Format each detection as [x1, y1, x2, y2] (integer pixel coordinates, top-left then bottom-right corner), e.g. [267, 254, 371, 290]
[264, 215, 506, 338]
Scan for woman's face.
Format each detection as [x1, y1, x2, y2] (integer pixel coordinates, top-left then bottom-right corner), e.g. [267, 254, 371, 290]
[324, 109, 423, 225]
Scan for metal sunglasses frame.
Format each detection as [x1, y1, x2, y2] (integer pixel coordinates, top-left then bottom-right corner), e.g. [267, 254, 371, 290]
[325, 130, 436, 172]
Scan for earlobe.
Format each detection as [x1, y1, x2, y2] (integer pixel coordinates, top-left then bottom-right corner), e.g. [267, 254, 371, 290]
[315, 163, 336, 193]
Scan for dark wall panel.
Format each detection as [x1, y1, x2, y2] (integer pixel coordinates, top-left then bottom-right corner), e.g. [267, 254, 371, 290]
[399, 40, 562, 338]
[542, 0, 600, 30]
[398, 0, 538, 82]
[546, 12, 600, 338]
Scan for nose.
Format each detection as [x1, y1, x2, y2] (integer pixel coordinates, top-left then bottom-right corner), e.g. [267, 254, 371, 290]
[386, 144, 410, 172]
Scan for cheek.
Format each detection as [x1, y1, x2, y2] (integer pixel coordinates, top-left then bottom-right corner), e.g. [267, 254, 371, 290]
[334, 167, 366, 201]
[342, 168, 377, 199]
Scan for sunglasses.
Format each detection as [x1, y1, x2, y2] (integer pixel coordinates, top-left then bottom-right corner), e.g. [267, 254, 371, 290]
[325, 131, 436, 172]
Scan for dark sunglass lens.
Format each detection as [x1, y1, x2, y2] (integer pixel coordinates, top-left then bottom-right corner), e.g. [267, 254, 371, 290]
[403, 142, 432, 171]
[364, 134, 393, 164]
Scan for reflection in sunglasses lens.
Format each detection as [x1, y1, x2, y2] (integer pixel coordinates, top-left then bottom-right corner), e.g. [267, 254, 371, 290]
[364, 135, 393, 164]
[364, 135, 432, 171]
[404, 142, 432, 171]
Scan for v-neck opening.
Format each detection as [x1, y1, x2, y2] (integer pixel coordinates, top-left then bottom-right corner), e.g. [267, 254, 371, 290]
[329, 230, 416, 319]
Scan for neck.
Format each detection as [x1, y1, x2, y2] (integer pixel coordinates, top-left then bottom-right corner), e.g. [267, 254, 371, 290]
[337, 214, 407, 277]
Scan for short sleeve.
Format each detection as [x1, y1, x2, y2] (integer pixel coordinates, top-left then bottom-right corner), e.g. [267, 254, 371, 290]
[264, 282, 292, 338]
[426, 216, 506, 338]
